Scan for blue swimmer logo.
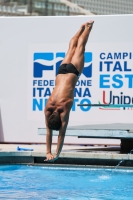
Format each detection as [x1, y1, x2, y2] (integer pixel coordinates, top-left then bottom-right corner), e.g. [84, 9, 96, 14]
[33, 53, 54, 78]
[83, 52, 92, 78]
[33, 52, 92, 78]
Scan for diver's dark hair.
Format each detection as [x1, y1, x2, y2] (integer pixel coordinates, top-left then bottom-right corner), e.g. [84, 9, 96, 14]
[48, 112, 61, 131]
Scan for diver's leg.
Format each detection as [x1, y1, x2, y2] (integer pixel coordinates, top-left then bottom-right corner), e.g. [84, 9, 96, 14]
[71, 21, 94, 73]
[61, 25, 85, 65]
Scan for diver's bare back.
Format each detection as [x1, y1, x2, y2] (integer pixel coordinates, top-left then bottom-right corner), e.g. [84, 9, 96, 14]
[47, 73, 78, 111]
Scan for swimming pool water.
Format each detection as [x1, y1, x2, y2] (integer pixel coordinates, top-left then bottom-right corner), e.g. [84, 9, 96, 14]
[0, 165, 133, 200]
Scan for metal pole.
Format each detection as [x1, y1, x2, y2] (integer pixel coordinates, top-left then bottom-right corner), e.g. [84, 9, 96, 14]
[28, 0, 32, 15]
[52, 2, 54, 15]
[45, 0, 48, 16]
[77, 104, 110, 107]
[77, 104, 133, 107]
[67, 6, 69, 15]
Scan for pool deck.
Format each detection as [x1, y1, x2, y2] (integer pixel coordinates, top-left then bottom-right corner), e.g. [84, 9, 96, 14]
[0, 144, 133, 167]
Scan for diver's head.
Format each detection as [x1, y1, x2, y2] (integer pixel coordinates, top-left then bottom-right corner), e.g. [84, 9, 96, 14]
[48, 112, 61, 131]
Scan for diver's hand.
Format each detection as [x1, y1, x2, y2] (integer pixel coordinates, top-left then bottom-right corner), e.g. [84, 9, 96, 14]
[44, 153, 54, 162]
[53, 154, 59, 161]
[44, 153, 59, 162]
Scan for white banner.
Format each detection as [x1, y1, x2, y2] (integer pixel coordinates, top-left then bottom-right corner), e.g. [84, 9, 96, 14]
[28, 42, 133, 126]
[0, 15, 133, 142]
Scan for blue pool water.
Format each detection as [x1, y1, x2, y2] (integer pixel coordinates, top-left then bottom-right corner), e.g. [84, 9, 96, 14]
[0, 165, 133, 200]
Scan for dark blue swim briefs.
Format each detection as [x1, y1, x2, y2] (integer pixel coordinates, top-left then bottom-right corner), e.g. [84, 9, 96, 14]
[57, 63, 81, 78]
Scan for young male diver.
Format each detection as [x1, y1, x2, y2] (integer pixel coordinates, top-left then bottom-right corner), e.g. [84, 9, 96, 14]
[44, 20, 94, 162]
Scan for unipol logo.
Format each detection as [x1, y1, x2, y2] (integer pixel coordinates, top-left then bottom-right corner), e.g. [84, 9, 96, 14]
[33, 52, 92, 78]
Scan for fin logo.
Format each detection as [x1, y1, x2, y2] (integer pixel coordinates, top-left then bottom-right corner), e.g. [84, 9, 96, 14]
[33, 52, 92, 78]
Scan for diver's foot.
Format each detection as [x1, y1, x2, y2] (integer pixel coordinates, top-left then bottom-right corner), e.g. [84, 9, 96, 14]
[85, 20, 94, 29]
